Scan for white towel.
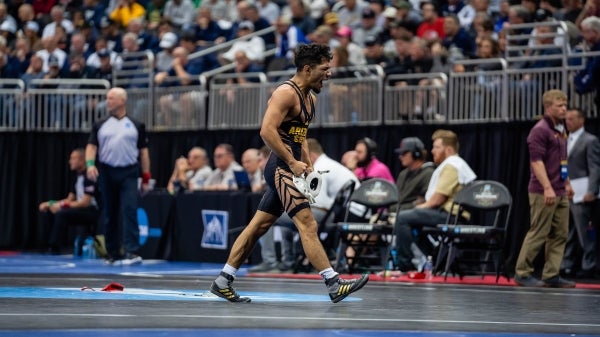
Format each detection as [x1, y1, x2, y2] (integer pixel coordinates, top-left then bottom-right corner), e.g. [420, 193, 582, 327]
[426, 155, 477, 201]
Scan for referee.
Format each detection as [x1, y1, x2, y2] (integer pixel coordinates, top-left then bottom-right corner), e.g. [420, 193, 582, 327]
[85, 87, 151, 265]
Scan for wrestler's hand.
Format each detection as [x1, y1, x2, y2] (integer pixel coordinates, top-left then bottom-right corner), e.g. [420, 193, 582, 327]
[305, 165, 314, 174]
[289, 160, 308, 177]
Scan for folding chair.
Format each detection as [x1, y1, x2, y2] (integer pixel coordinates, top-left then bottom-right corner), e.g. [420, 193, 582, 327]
[293, 180, 356, 273]
[334, 178, 399, 274]
[434, 180, 512, 282]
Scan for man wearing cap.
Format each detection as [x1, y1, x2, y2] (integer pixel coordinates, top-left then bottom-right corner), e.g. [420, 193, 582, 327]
[352, 7, 382, 47]
[220, 20, 266, 64]
[393, 137, 435, 212]
[364, 35, 391, 67]
[155, 32, 178, 72]
[392, 129, 476, 272]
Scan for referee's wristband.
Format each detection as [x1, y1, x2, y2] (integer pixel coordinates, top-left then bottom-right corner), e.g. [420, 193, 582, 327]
[86, 159, 95, 168]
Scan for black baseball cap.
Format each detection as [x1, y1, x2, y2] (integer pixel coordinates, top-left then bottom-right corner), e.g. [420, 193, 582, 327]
[395, 137, 425, 154]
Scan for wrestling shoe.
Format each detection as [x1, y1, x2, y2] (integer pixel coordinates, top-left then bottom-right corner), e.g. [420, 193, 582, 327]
[326, 273, 369, 303]
[210, 271, 251, 303]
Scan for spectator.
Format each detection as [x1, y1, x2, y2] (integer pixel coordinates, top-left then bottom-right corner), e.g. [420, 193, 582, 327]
[155, 46, 203, 125]
[334, 0, 369, 29]
[574, 16, 600, 113]
[20, 54, 44, 87]
[364, 35, 391, 67]
[257, 0, 280, 24]
[550, 0, 582, 24]
[335, 25, 366, 66]
[393, 129, 476, 271]
[417, 1, 445, 40]
[41, 5, 74, 39]
[36, 38, 68, 73]
[39, 148, 100, 254]
[442, 14, 477, 59]
[354, 137, 395, 182]
[514, 89, 575, 288]
[155, 31, 177, 72]
[127, 18, 160, 53]
[110, 0, 146, 29]
[310, 25, 340, 50]
[167, 146, 212, 194]
[69, 33, 92, 60]
[287, 0, 316, 36]
[219, 20, 265, 64]
[352, 7, 382, 47]
[163, 0, 196, 31]
[204, 143, 243, 191]
[85, 87, 152, 266]
[442, 0, 466, 17]
[270, 14, 308, 71]
[82, 0, 107, 30]
[22, 20, 41, 52]
[10, 37, 32, 77]
[242, 2, 275, 48]
[146, 0, 167, 30]
[457, 0, 491, 28]
[87, 38, 119, 69]
[191, 7, 227, 47]
[576, 0, 600, 28]
[100, 17, 123, 53]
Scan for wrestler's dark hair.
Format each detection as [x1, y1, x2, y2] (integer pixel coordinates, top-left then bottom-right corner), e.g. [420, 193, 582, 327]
[293, 43, 332, 72]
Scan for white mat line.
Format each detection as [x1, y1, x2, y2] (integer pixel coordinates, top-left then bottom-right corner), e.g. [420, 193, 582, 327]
[0, 314, 598, 328]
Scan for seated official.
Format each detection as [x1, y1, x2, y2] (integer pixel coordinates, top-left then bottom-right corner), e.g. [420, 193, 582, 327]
[393, 130, 476, 271]
[241, 148, 264, 193]
[39, 148, 100, 254]
[204, 143, 243, 190]
[167, 146, 212, 194]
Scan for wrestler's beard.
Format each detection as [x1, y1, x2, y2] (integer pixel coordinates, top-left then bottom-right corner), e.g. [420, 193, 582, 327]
[356, 157, 371, 168]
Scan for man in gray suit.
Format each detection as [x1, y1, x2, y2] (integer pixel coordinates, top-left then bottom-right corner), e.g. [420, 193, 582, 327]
[561, 107, 600, 278]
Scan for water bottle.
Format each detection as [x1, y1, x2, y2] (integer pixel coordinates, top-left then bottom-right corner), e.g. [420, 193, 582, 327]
[83, 237, 96, 259]
[73, 236, 82, 258]
[390, 248, 398, 269]
[424, 255, 433, 280]
[350, 111, 358, 125]
[82, 239, 89, 259]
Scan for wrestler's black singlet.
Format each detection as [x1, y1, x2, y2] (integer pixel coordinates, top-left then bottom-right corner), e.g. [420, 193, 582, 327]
[257, 80, 315, 218]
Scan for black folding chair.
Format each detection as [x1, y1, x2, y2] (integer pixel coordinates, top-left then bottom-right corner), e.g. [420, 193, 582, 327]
[334, 178, 399, 274]
[434, 180, 513, 282]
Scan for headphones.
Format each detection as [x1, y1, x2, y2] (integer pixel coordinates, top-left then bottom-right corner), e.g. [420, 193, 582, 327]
[361, 137, 378, 159]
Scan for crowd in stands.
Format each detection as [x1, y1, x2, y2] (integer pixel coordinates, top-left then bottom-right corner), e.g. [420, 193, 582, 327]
[1, 0, 599, 91]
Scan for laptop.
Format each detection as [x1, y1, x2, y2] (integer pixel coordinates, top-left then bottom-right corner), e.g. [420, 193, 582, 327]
[233, 170, 251, 192]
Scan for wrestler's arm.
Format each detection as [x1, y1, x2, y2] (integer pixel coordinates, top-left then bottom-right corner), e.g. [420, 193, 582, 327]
[301, 138, 313, 173]
[260, 87, 307, 176]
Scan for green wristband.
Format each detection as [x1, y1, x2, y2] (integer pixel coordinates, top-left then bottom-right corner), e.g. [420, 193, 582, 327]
[48, 200, 56, 206]
[86, 159, 95, 168]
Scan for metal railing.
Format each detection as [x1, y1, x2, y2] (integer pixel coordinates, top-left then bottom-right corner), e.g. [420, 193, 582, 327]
[384, 72, 448, 124]
[448, 59, 508, 123]
[24, 79, 111, 131]
[0, 79, 25, 131]
[1, 51, 599, 132]
[208, 72, 269, 130]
